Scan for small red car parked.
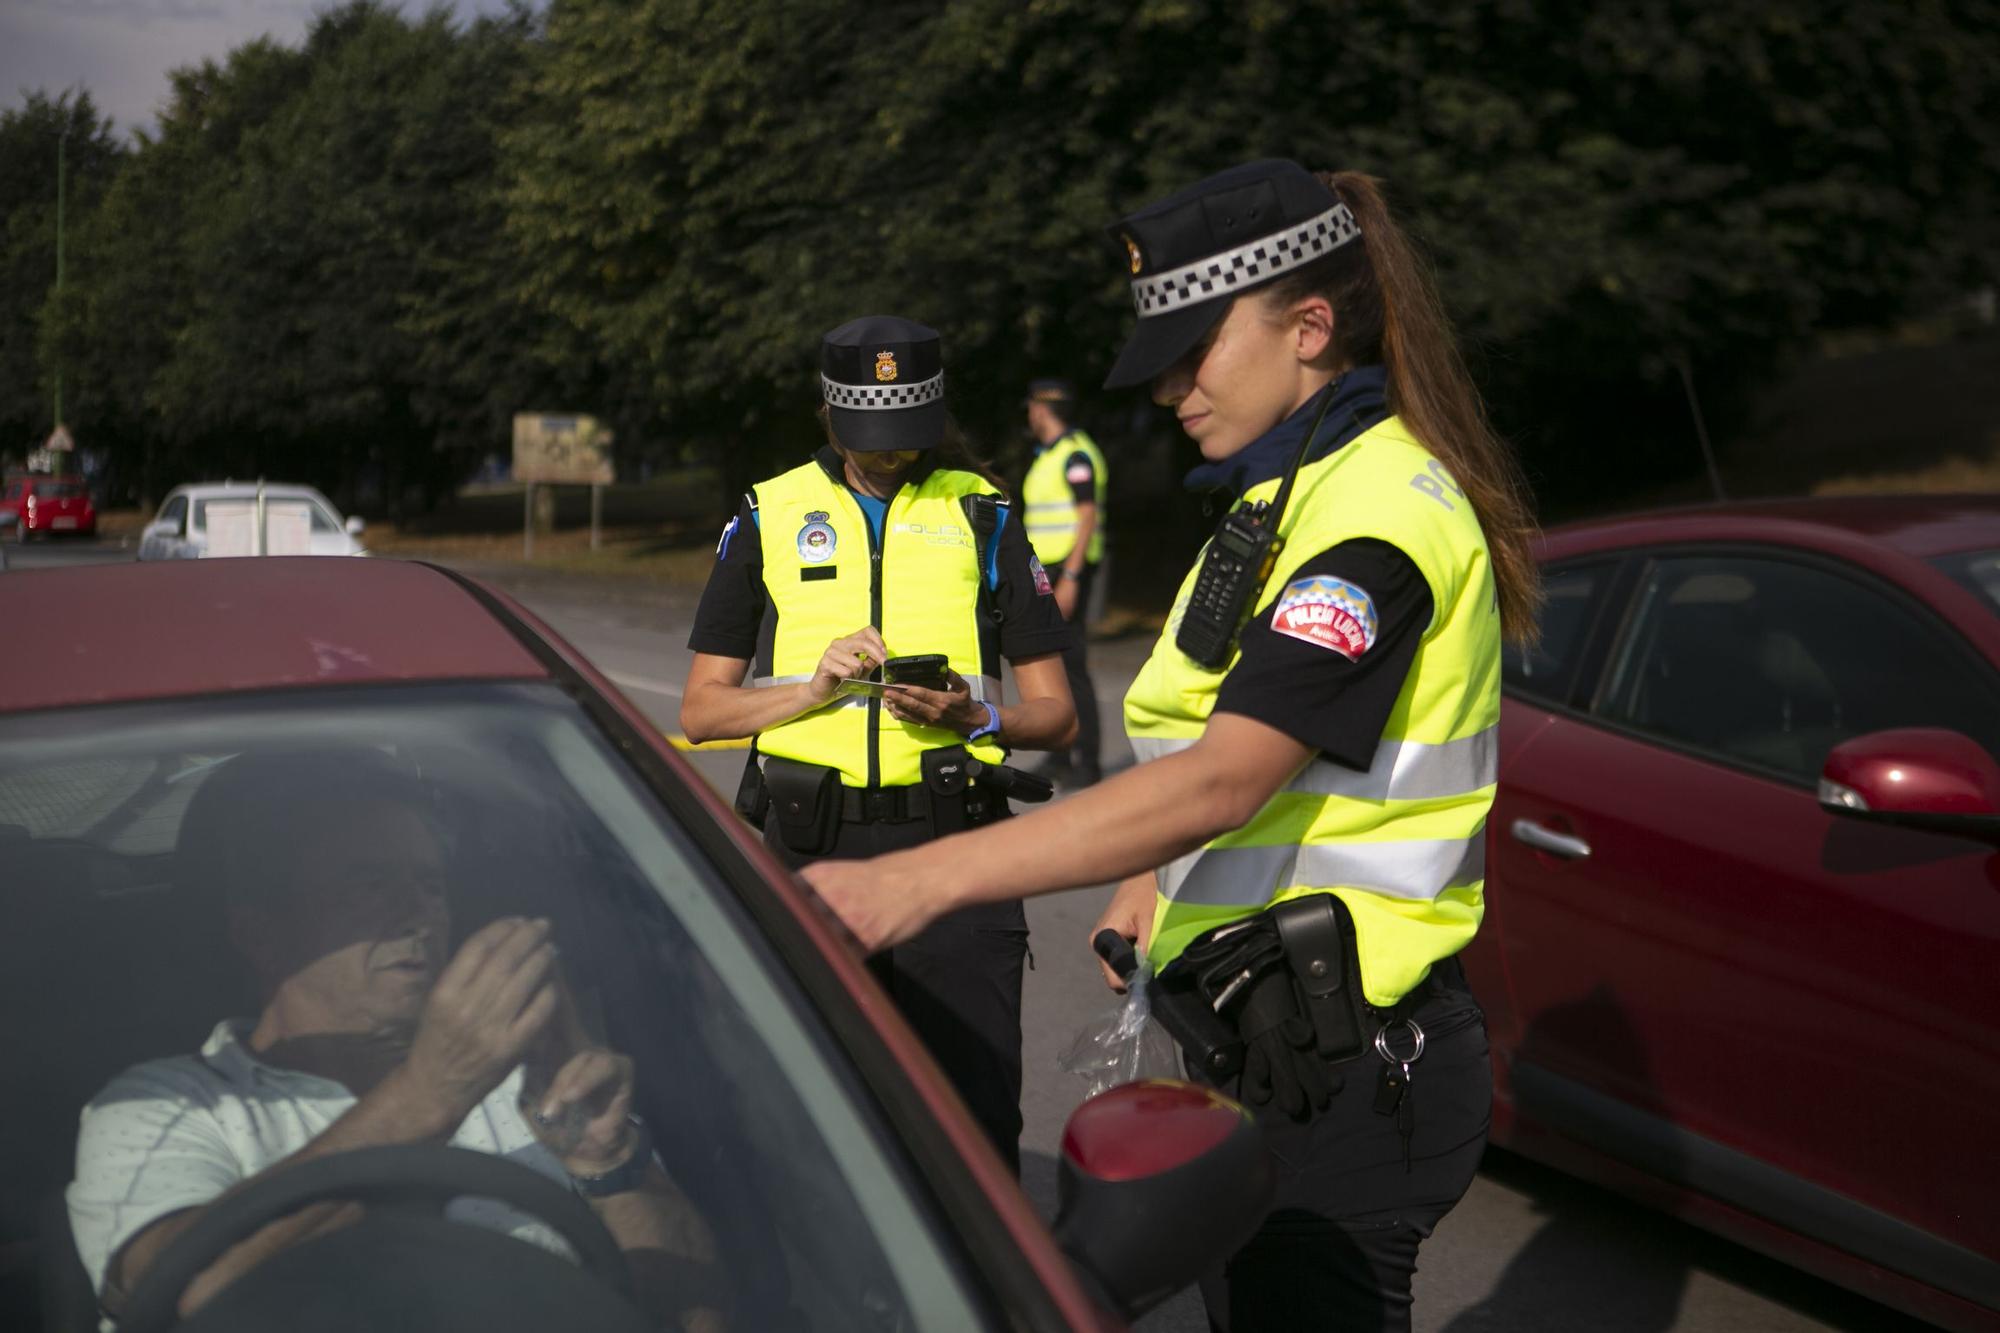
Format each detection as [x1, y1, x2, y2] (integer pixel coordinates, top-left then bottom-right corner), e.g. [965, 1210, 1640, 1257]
[1, 474, 97, 540]
[1466, 495, 2000, 1332]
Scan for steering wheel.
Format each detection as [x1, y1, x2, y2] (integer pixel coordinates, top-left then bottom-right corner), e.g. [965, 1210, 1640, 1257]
[118, 1145, 637, 1333]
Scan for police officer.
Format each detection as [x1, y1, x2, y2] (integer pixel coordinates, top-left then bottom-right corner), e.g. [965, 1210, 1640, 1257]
[804, 164, 1541, 1331]
[1022, 378, 1109, 786]
[680, 315, 1077, 1173]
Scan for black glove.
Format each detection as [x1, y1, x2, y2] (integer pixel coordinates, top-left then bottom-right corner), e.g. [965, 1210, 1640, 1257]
[1240, 1012, 1341, 1120]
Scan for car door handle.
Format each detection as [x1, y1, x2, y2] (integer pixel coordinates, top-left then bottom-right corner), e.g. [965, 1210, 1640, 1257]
[1510, 819, 1592, 860]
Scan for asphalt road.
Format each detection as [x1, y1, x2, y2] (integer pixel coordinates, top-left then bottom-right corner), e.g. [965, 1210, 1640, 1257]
[12, 539, 1934, 1332]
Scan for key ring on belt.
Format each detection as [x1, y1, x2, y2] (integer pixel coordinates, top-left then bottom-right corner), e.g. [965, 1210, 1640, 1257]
[1373, 1018, 1426, 1065]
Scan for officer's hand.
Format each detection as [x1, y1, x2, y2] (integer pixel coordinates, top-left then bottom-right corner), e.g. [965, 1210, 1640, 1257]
[807, 627, 890, 705]
[1054, 578, 1081, 621]
[1091, 874, 1156, 993]
[882, 669, 984, 733]
[801, 856, 936, 952]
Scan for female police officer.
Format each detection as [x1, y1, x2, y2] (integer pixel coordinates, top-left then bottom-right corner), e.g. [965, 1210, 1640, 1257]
[805, 166, 1540, 1330]
[679, 315, 1076, 1174]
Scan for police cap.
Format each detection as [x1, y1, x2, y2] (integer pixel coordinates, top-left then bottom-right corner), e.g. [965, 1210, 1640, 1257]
[821, 315, 947, 453]
[1026, 378, 1078, 406]
[1102, 159, 1362, 390]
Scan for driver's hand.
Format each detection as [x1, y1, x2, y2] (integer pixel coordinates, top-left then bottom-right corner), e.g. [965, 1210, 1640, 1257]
[526, 1048, 639, 1178]
[404, 917, 560, 1123]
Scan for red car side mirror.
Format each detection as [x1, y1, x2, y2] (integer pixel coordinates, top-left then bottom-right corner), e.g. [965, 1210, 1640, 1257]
[1819, 727, 2000, 846]
[1051, 1079, 1273, 1321]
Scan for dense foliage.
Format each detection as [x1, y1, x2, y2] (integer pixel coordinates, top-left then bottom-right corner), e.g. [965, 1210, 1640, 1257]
[4, 0, 1996, 517]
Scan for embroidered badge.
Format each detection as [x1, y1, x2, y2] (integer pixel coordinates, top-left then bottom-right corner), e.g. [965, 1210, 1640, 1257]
[715, 515, 739, 558]
[1028, 554, 1053, 596]
[874, 350, 898, 383]
[1270, 575, 1378, 660]
[1066, 461, 1095, 485]
[1122, 232, 1143, 275]
[797, 510, 837, 564]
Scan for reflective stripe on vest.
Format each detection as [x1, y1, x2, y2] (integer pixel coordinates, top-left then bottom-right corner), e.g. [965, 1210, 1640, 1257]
[1022, 430, 1108, 565]
[751, 460, 1008, 788]
[1124, 416, 1502, 1005]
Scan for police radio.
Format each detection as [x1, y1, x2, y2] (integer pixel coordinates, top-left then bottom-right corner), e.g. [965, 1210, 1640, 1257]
[1175, 387, 1339, 669]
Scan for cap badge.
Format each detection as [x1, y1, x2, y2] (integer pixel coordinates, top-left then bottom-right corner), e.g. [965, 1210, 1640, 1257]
[1123, 233, 1143, 275]
[874, 351, 899, 383]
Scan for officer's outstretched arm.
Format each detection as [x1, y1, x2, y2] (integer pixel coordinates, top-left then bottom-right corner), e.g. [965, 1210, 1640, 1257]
[805, 712, 1313, 951]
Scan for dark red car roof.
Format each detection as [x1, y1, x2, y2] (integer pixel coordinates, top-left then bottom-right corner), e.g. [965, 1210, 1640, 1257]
[0, 558, 548, 714]
[1543, 493, 2000, 563]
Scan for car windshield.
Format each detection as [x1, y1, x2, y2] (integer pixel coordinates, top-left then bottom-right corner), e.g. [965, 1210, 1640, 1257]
[0, 682, 987, 1330]
[1934, 549, 2000, 616]
[191, 495, 340, 533]
[39, 482, 86, 500]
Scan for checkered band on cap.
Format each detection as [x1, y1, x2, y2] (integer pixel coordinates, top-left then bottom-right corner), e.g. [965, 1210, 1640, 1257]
[1132, 203, 1362, 318]
[822, 371, 945, 411]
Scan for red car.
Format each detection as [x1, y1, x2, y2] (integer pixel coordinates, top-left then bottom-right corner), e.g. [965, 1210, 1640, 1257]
[0, 558, 1270, 1333]
[1466, 495, 2000, 1332]
[1, 474, 97, 540]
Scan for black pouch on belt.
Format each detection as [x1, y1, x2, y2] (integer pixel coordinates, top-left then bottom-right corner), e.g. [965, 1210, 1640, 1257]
[920, 746, 972, 837]
[1269, 893, 1370, 1060]
[762, 756, 839, 856]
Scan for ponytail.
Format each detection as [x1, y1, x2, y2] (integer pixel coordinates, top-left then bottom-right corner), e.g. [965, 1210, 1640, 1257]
[1267, 173, 1542, 644]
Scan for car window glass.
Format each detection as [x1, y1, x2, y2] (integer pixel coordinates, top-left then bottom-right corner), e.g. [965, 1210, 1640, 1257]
[308, 503, 341, 533]
[0, 684, 987, 1331]
[1598, 554, 2000, 781]
[159, 496, 188, 528]
[3, 482, 21, 501]
[1502, 563, 1608, 704]
[1934, 549, 2000, 617]
[44, 482, 84, 500]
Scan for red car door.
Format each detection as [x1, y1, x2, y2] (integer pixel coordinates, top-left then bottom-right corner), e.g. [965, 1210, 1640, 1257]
[1489, 547, 2000, 1293]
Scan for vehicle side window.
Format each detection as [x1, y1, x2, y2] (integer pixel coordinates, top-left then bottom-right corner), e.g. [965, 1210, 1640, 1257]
[1597, 554, 2000, 782]
[158, 496, 188, 533]
[308, 505, 340, 534]
[1502, 563, 1611, 705]
[3, 482, 21, 501]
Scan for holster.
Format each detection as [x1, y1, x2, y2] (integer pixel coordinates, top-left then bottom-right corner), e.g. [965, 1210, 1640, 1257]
[1150, 963, 1246, 1081]
[920, 746, 972, 836]
[762, 756, 840, 856]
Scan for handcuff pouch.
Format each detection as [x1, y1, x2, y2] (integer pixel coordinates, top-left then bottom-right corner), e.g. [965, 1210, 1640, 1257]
[733, 749, 770, 828]
[763, 756, 839, 856]
[1270, 893, 1368, 1059]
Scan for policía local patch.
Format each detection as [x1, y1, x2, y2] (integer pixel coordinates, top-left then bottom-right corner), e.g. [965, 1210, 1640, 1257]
[797, 510, 837, 563]
[1270, 575, 1378, 660]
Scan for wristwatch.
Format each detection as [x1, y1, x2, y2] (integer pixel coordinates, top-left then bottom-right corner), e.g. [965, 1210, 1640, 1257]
[568, 1114, 653, 1198]
[966, 701, 1002, 743]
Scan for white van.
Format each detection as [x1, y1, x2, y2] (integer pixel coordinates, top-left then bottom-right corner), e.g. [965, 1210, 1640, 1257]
[138, 482, 367, 561]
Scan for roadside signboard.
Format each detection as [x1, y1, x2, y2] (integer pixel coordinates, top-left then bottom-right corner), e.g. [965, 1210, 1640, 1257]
[511, 414, 614, 485]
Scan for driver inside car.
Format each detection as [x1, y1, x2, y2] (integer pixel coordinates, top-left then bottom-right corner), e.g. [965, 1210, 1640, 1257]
[65, 751, 724, 1331]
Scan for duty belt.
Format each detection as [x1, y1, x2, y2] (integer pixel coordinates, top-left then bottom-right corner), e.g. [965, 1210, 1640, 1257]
[838, 783, 934, 824]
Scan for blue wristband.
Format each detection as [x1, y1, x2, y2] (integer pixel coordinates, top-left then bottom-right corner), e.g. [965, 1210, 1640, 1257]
[967, 700, 1002, 742]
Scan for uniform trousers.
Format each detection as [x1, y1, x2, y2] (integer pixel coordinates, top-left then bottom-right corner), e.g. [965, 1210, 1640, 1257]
[1059, 562, 1102, 776]
[1197, 980, 1491, 1333]
[763, 814, 1029, 1174]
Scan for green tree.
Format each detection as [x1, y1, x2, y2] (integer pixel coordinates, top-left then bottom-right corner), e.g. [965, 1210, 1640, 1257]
[0, 89, 121, 458]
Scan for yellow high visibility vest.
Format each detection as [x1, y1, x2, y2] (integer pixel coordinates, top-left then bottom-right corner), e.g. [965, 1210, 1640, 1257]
[752, 458, 1009, 789]
[1023, 430, 1108, 565]
[1124, 416, 1501, 1006]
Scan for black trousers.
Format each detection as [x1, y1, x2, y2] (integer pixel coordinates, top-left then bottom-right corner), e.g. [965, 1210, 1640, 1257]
[1061, 561, 1101, 773]
[762, 814, 1028, 1174]
[1197, 982, 1491, 1333]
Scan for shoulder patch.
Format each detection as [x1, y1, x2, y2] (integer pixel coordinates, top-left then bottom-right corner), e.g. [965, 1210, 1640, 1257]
[1066, 459, 1095, 485]
[1028, 553, 1054, 596]
[715, 514, 739, 558]
[1270, 575, 1378, 660]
